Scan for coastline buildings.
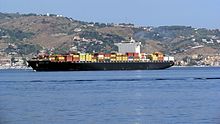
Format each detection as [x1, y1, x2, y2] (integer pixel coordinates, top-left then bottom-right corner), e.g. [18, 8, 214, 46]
[0, 56, 27, 69]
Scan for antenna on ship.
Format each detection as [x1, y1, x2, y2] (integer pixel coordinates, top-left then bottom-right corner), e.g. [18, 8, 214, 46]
[129, 37, 135, 43]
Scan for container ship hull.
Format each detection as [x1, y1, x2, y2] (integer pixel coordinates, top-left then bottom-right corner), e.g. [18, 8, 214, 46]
[27, 61, 174, 71]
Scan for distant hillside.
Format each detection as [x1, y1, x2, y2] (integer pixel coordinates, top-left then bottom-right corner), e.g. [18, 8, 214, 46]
[1, 12, 220, 63]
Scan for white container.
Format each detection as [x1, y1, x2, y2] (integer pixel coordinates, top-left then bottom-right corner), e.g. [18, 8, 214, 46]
[168, 56, 174, 61]
[164, 56, 169, 61]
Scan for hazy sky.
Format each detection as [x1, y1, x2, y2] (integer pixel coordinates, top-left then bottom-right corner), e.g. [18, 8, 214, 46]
[0, 0, 219, 29]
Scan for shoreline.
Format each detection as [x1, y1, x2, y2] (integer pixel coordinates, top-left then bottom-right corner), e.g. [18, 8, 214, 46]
[0, 66, 220, 70]
[0, 66, 32, 70]
[172, 65, 220, 68]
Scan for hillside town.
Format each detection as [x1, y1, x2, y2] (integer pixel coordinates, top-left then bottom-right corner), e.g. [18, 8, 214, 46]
[1, 47, 220, 69]
[1, 12, 220, 69]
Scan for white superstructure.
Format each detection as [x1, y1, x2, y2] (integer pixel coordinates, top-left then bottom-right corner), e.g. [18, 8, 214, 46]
[115, 37, 141, 54]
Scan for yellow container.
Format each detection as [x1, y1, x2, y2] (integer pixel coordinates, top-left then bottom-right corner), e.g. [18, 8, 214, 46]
[122, 57, 128, 61]
[49, 57, 56, 61]
[85, 54, 92, 61]
[133, 59, 139, 61]
[116, 53, 123, 56]
[91, 58, 97, 62]
[73, 55, 79, 57]
[57, 56, 65, 61]
[151, 55, 158, 61]
[116, 57, 122, 61]
[111, 54, 116, 57]
[153, 52, 164, 57]
[80, 54, 86, 61]
[110, 59, 116, 61]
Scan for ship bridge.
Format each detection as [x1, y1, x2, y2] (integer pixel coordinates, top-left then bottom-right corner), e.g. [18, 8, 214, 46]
[114, 37, 141, 54]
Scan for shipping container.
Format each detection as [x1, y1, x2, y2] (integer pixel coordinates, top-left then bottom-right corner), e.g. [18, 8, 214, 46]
[110, 59, 116, 61]
[104, 53, 111, 59]
[98, 54, 104, 58]
[73, 57, 80, 62]
[128, 56, 134, 59]
[57, 56, 65, 62]
[104, 54, 111, 57]
[98, 59, 105, 62]
[105, 59, 111, 62]
[110, 54, 116, 57]
[49, 57, 56, 62]
[153, 52, 164, 58]
[158, 57, 164, 61]
[151, 55, 158, 61]
[91, 57, 97, 62]
[164, 56, 174, 61]
[73, 55, 79, 57]
[168, 56, 174, 61]
[85, 54, 92, 62]
[66, 55, 73, 62]
[126, 52, 134, 56]
[122, 56, 128, 61]
[133, 53, 139, 57]
[79, 54, 86, 61]
[128, 58, 133, 61]
[116, 56, 122, 61]
[116, 53, 123, 56]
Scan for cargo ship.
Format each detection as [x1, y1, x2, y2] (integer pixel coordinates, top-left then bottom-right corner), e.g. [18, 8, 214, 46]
[28, 38, 174, 71]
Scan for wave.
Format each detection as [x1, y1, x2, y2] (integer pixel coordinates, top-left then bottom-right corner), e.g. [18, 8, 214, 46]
[1, 77, 220, 83]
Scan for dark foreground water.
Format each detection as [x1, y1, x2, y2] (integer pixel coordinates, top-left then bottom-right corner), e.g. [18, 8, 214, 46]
[0, 67, 220, 124]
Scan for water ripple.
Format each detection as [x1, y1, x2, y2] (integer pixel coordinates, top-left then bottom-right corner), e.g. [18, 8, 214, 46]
[1, 77, 220, 83]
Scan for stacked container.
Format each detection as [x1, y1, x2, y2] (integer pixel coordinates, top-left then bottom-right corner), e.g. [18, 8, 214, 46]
[126, 52, 134, 61]
[140, 53, 146, 61]
[164, 56, 174, 61]
[46, 51, 168, 63]
[49, 56, 56, 62]
[133, 53, 140, 61]
[153, 52, 164, 61]
[91, 57, 97, 62]
[151, 54, 158, 61]
[97, 54, 104, 62]
[110, 53, 116, 61]
[116, 53, 123, 61]
[104, 54, 111, 62]
[66, 55, 73, 62]
[80, 53, 86, 61]
[122, 55, 128, 61]
[73, 54, 80, 61]
[85, 53, 92, 62]
[57, 55, 65, 62]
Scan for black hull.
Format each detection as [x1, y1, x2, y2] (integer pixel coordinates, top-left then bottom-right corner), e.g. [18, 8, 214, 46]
[27, 61, 174, 71]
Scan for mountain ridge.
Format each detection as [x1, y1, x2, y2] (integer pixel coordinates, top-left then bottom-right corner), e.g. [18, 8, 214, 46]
[1, 12, 220, 66]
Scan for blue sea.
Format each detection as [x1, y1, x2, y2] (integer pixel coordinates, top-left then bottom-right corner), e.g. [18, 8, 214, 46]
[0, 67, 220, 124]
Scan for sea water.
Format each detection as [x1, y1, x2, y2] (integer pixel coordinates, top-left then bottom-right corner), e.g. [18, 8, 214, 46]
[0, 67, 220, 124]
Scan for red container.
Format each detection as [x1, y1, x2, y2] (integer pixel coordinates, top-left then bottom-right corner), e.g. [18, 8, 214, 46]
[134, 56, 140, 59]
[66, 56, 73, 62]
[134, 53, 139, 57]
[104, 54, 111, 57]
[158, 57, 164, 61]
[126, 52, 134, 56]
[73, 57, 80, 62]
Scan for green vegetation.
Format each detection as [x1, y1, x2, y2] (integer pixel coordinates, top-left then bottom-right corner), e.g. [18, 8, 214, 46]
[0, 12, 21, 19]
[17, 44, 42, 55]
[0, 28, 34, 42]
[1, 12, 220, 61]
